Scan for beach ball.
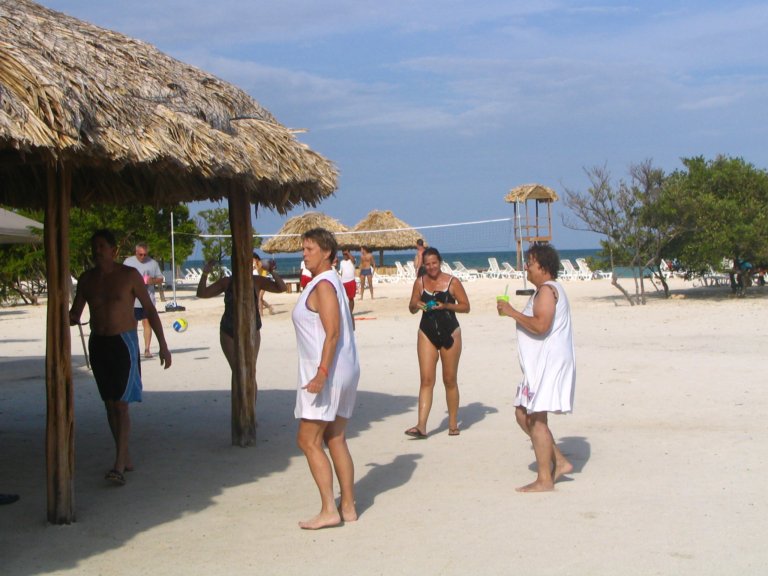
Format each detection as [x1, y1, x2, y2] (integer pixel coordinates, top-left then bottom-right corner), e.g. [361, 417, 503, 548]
[172, 318, 188, 333]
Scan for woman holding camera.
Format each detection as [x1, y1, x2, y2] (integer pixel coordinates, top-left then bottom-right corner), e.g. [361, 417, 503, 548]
[405, 247, 470, 439]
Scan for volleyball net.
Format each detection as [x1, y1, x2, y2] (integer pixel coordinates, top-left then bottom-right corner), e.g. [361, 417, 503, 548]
[197, 217, 517, 253]
[194, 217, 528, 260]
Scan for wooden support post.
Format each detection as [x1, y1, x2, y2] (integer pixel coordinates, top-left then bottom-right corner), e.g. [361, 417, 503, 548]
[44, 161, 75, 524]
[227, 188, 257, 446]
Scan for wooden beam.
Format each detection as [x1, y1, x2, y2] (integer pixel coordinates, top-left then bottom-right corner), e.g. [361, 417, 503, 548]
[227, 187, 257, 446]
[44, 160, 75, 524]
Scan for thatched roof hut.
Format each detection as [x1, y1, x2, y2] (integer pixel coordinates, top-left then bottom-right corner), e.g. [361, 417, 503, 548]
[505, 184, 558, 269]
[348, 210, 423, 267]
[0, 0, 337, 524]
[261, 211, 351, 254]
[504, 184, 559, 203]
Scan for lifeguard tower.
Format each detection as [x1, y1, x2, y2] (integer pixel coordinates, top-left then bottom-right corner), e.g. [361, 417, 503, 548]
[504, 184, 559, 294]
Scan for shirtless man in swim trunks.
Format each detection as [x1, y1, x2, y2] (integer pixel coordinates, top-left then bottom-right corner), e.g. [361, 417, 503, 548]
[69, 229, 172, 486]
[359, 246, 375, 300]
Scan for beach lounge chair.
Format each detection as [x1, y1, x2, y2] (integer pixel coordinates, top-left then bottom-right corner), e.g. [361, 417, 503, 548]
[501, 262, 524, 279]
[394, 261, 411, 282]
[559, 259, 578, 281]
[484, 257, 503, 279]
[374, 269, 397, 284]
[441, 261, 476, 282]
[574, 258, 598, 280]
[183, 268, 201, 282]
[658, 259, 673, 279]
[452, 261, 480, 280]
[696, 266, 729, 287]
[576, 258, 613, 280]
[576, 258, 612, 279]
[406, 261, 418, 280]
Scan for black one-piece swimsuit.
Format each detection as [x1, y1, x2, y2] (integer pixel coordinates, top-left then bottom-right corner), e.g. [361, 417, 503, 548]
[419, 277, 460, 349]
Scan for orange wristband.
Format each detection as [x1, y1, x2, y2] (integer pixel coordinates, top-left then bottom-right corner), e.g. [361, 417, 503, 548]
[317, 365, 328, 377]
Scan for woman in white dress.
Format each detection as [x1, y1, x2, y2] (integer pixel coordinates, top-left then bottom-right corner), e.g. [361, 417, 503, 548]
[497, 244, 575, 492]
[292, 228, 360, 529]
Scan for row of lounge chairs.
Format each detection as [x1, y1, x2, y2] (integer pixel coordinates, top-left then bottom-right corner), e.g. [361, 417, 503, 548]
[384, 258, 528, 283]
[175, 258, 615, 287]
[559, 258, 612, 281]
[383, 257, 613, 283]
[177, 266, 232, 285]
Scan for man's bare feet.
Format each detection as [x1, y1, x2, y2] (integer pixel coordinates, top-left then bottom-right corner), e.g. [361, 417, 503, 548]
[554, 459, 574, 482]
[516, 480, 555, 493]
[298, 510, 342, 530]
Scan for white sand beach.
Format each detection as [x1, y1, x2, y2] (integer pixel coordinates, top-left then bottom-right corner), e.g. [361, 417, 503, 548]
[1, 276, 766, 575]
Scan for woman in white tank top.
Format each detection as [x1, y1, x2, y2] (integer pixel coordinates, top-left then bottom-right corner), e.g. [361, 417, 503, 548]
[497, 243, 576, 493]
[292, 228, 360, 529]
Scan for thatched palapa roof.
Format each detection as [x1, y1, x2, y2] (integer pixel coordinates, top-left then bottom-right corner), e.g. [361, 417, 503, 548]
[0, 0, 339, 524]
[504, 184, 559, 203]
[0, 0, 337, 210]
[349, 209, 423, 250]
[261, 211, 351, 253]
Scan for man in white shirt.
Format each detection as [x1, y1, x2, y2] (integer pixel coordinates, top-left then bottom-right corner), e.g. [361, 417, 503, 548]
[123, 242, 165, 358]
[339, 249, 357, 314]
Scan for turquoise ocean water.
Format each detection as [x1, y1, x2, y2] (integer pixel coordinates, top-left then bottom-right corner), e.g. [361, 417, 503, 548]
[180, 248, 622, 277]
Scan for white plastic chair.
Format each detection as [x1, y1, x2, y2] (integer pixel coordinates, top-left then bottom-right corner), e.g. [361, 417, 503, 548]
[501, 262, 524, 279]
[452, 261, 480, 280]
[559, 259, 578, 281]
[394, 261, 410, 282]
[484, 257, 503, 279]
[577, 258, 610, 280]
[406, 261, 418, 280]
[441, 261, 475, 282]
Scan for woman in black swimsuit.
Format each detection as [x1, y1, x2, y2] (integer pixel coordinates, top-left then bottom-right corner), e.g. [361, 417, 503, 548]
[197, 254, 287, 398]
[405, 247, 470, 438]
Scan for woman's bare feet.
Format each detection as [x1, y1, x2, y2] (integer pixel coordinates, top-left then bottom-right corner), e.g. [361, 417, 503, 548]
[339, 504, 358, 523]
[298, 510, 342, 530]
[554, 459, 574, 482]
[516, 479, 555, 493]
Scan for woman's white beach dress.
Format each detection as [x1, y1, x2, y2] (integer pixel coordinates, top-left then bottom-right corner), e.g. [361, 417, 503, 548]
[292, 270, 360, 421]
[514, 280, 575, 414]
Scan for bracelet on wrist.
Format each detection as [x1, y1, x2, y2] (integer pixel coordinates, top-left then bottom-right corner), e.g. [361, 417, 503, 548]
[317, 365, 328, 377]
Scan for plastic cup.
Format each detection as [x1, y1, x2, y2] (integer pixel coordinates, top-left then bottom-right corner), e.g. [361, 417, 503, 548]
[496, 294, 509, 315]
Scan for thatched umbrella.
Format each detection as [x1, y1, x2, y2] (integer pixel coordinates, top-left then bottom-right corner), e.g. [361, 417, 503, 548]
[261, 211, 351, 254]
[504, 183, 559, 203]
[504, 184, 559, 271]
[0, 206, 43, 243]
[349, 210, 423, 267]
[0, 0, 336, 523]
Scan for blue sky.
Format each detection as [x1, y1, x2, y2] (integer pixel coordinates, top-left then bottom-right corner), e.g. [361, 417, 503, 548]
[44, 1, 768, 249]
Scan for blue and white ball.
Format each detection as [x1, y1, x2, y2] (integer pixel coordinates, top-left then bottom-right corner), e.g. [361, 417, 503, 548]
[172, 318, 188, 333]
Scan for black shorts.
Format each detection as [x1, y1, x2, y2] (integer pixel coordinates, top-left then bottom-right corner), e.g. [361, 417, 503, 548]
[89, 332, 143, 402]
[134, 307, 147, 321]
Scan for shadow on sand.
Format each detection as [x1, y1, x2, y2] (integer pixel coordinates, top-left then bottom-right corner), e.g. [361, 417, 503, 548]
[0, 357, 499, 574]
[524, 435, 591, 483]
